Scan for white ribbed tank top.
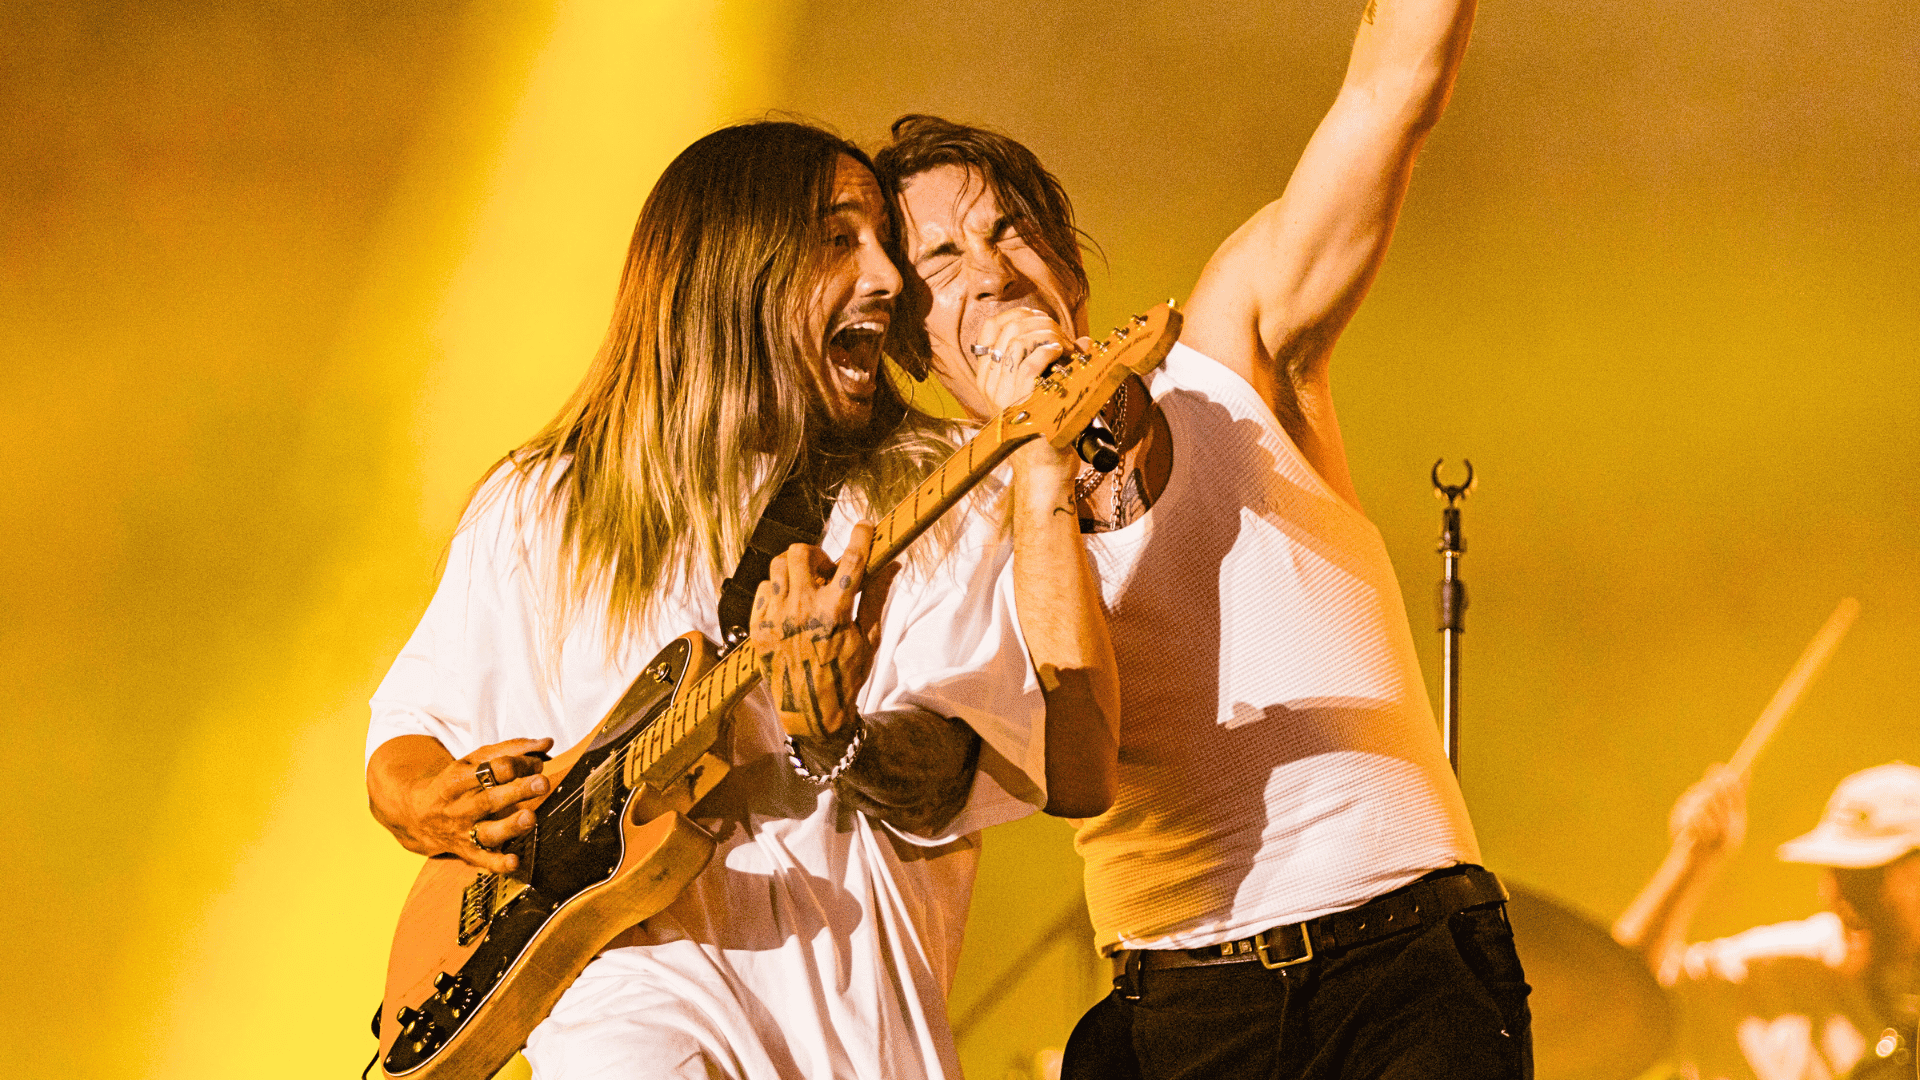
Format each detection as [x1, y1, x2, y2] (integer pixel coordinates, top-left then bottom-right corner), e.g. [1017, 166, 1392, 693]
[1074, 342, 1481, 953]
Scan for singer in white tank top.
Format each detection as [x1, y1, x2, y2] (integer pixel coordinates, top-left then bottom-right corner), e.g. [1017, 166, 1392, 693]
[1073, 341, 1481, 953]
[877, 0, 1526, 1070]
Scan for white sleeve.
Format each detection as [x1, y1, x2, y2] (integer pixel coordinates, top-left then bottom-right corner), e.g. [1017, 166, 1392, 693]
[853, 508, 1047, 845]
[365, 471, 562, 762]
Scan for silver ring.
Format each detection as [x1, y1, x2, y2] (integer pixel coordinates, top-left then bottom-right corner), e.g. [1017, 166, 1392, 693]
[475, 761, 499, 788]
[470, 825, 492, 852]
[970, 344, 992, 357]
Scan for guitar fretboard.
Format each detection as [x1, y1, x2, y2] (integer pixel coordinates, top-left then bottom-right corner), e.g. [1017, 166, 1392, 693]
[619, 302, 1178, 790]
[623, 413, 1035, 787]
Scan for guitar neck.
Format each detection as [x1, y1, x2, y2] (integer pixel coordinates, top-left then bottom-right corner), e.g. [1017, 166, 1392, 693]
[625, 414, 1034, 789]
[867, 413, 1033, 568]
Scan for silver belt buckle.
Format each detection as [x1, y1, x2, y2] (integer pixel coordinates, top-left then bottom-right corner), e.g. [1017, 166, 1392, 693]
[1253, 923, 1314, 970]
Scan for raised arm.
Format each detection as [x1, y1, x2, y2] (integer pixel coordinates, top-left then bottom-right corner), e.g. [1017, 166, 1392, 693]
[1612, 764, 1749, 985]
[1182, 0, 1477, 498]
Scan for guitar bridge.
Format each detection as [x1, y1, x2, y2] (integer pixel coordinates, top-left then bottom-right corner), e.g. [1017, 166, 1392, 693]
[456, 825, 536, 946]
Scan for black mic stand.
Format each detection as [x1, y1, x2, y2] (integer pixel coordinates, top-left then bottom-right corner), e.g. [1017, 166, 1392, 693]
[1432, 459, 1474, 777]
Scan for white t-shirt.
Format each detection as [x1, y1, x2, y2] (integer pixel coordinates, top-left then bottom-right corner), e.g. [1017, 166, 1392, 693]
[1073, 341, 1482, 953]
[367, 467, 1048, 1080]
[1672, 913, 1882, 1080]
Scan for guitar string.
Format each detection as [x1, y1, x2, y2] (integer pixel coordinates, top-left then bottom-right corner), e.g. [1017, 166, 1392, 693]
[540, 653, 753, 820]
[536, 450, 960, 823]
[514, 328, 1146, 830]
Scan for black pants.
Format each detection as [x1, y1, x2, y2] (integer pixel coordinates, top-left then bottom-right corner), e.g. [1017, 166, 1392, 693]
[1061, 903, 1532, 1080]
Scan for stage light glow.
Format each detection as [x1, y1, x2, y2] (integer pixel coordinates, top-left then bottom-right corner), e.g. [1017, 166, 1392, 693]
[54, 4, 797, 1078]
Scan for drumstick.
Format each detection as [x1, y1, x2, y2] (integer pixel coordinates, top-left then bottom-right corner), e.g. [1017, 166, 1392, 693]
[1726, 597, 1861, 779]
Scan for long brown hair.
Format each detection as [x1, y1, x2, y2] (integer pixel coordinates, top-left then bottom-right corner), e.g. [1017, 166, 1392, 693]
[481, 121, 953, 654]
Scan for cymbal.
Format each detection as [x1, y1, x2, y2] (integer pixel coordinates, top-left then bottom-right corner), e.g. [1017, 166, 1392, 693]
[1504, 881, 1674, 1080]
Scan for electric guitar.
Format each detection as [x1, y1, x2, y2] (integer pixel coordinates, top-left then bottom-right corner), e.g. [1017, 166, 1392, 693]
[373, 303, 1181, 1080]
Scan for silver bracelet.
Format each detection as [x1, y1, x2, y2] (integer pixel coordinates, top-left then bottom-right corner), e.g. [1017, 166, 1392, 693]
[786, 717, 865, 785]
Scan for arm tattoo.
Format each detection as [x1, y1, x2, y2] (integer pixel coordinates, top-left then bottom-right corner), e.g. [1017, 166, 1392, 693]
[791, 709, 981, 836]
[1363, 0, 1378, 24]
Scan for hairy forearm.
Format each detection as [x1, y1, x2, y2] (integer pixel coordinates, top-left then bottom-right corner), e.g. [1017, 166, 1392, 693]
[1010, 445, 1120, 818]
[792, 708, 982, 837]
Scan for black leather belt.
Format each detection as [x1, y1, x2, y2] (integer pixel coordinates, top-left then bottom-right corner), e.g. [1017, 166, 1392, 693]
[1110, 866, 1508, 996]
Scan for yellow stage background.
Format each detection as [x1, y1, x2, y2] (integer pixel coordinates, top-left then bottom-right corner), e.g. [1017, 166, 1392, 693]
[3, 1, 1914, 1078]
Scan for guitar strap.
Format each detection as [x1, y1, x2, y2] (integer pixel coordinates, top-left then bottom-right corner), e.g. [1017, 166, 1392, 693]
[716, 466, 843, 646]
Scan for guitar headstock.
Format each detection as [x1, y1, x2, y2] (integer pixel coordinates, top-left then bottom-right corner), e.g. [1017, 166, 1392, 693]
[1000, 302, 1182, 449]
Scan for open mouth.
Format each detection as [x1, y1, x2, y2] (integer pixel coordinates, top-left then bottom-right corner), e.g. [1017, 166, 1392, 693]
[825, 319, 886, 399]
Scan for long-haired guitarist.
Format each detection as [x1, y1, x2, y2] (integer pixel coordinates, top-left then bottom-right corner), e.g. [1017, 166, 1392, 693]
[871, 0, 1531, 1076]
[364, 120, 1116, 1079]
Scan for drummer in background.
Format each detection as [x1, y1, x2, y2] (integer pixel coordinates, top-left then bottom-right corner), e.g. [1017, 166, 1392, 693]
[1613, 762, 1920, 1080]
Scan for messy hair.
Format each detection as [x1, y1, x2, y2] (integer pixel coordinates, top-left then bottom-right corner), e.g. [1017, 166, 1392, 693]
[872, 113, 1096, 376]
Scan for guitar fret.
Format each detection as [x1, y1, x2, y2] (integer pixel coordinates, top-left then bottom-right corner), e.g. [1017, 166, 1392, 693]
[379, 307, 1173, 1076]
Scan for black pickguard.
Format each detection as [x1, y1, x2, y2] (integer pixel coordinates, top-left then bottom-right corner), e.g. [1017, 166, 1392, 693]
[383, 636, 696, 1074]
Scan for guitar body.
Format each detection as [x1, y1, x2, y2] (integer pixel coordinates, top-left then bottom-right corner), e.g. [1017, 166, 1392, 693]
[377, 632, 733, 1080]
[369, 303, 1183, 1079]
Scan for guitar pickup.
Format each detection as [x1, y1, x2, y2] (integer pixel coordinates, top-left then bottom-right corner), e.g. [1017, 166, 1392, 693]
[579, 753, 622, 840]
